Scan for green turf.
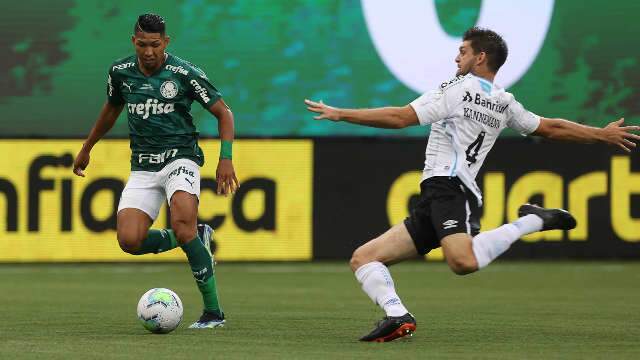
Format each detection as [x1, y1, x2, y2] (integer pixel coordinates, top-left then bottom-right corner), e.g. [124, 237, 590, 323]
[1, 262, 639, 359]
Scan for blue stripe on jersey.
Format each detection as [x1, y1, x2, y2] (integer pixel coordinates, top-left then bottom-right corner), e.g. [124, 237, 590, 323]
[480, 79, 491, 95]
[479, 79, 492, 94]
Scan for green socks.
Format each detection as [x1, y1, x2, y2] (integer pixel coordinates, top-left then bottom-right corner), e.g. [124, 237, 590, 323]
[180, 236, 223, 316]
[131, 229, 178, 255]
[130, 230, 223, 316]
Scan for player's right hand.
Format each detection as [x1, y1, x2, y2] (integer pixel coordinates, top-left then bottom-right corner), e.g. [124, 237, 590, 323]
[73, 149, 90, 177]
[304, 99, 341, 121]
[602, 118, 640, 152]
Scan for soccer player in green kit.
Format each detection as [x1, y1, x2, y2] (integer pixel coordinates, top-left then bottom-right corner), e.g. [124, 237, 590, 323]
[72, 13, 238, 329]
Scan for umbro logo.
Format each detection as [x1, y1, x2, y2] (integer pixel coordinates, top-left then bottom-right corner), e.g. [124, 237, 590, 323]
[462, 91, 473, 102]
[442, 220, 458, 229]
[383, 298, 401, 306]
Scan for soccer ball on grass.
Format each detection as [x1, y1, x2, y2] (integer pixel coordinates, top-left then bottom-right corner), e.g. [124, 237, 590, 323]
[137, 288, 183, 334]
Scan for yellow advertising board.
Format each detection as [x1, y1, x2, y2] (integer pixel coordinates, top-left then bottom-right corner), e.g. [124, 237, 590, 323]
[0, 140, 312, 262]
[385, 156, 640, 261]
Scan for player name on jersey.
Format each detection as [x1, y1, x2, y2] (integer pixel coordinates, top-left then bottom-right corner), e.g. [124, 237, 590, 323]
[463, 107, 501, 129]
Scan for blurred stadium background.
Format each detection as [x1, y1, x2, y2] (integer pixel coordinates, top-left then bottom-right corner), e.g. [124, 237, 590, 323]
[1, 1, 639, 358]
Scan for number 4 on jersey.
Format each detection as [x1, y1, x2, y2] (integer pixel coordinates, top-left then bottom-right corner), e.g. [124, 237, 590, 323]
[466, 131, 485, 166]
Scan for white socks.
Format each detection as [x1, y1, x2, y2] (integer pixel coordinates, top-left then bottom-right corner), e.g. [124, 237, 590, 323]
[511, 214, 545, 234]
[355, 261, 408, 317]
[354, 215, 544, 316]
[472, 214, 543, 269]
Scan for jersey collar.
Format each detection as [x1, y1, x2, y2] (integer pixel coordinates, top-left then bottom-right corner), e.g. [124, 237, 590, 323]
[471, 74, 495, 95]
[135, 52, 171, 77]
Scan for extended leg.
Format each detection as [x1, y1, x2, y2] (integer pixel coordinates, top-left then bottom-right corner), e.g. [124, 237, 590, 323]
[443, 204, 576, 274]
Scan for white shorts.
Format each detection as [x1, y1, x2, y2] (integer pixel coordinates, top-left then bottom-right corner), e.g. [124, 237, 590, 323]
[117, 159, 201, 220]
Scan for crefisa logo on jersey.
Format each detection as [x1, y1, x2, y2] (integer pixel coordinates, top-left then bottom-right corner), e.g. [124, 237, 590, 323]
[190, 79, 211, 103]
[160, 81, 179, 99]
[165, 64, 189, 76]
[127, 99, 175, 119]
[107, 75, 114, 96]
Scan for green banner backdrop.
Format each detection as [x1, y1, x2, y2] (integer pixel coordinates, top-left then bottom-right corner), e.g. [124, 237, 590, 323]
[1, 0, 638, 137]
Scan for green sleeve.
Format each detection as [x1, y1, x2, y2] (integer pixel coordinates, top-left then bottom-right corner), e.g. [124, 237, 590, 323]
[187, 67, 222, 108]
[106, 69, 124, 105]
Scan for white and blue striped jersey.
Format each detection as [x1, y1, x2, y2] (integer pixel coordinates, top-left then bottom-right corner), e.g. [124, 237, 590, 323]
[409, 74, 540, 205]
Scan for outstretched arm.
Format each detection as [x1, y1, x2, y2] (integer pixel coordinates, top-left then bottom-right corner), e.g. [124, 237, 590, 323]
[73, 102, 124, 177]
[532, 117, 640, 152]
[304, 99, 419, 129]
[208, 99, 239, 196]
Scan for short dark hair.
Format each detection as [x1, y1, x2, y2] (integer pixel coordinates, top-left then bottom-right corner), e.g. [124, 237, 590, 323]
[134, 13, 166, 35]
[463, 27, 508, 72]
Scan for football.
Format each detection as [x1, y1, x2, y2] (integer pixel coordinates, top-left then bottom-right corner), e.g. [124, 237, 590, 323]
[136, 288, 183, 334]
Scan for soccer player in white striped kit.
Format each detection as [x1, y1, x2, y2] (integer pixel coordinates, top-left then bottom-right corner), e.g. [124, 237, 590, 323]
[305, 27, 640, 342]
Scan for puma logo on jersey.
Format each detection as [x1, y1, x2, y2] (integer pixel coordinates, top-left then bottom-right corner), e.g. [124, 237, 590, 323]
[190, 79, 211, 103]
[122, 82, 133, 92]
[127, 99, 175, 119]
[463, 91, 473, 102]
[442, 220, 458, 229]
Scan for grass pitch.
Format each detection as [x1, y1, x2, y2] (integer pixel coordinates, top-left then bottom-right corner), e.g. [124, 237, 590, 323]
[1, 261, 639, 359]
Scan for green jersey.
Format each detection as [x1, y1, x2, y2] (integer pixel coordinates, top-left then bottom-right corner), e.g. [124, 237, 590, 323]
[107, 53, 222, 171]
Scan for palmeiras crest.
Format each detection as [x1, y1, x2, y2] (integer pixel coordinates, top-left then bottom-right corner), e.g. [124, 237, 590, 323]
[160, 81, 179, 99]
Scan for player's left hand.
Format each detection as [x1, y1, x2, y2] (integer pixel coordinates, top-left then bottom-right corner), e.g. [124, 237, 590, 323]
[602, 118, 640, 152]
[73, 148, 91, 177]
[216, 159, 239, 196]
[305, 99, 341, 121]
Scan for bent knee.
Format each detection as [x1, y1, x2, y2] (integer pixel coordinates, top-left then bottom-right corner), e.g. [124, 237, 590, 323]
[171, 221, 196, 244]
[350, 246, 376, 272]
[117, 232, 144, 254]
[447, 255, 478, 275]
